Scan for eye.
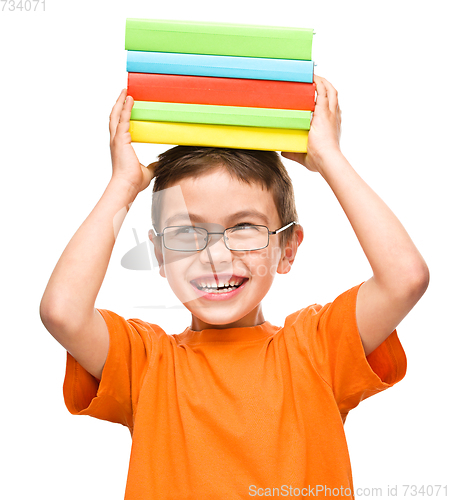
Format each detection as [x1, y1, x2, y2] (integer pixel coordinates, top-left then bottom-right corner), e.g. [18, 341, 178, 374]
[229, 223, 258, 234]
[234, 222, 255, 228]
[175, 226, 200, 234]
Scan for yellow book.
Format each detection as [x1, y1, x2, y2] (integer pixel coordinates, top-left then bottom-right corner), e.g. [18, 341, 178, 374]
[129, 120, 308, 152]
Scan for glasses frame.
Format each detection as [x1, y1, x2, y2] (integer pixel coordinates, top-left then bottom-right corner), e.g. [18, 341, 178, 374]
[154, 221, 296, 252]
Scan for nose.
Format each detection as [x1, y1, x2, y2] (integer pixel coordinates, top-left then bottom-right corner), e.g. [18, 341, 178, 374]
[198, 232, 232, 266]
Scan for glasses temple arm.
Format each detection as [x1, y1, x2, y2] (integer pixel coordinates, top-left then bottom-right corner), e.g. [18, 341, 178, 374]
[270, 221, 296, 235]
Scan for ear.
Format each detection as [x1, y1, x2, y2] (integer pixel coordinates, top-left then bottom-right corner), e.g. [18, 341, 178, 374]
[148, 229, 166, 278]
[277, 224, 304, 275]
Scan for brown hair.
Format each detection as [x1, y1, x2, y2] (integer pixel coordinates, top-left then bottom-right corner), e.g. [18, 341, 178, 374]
[151, 146, 298, 250]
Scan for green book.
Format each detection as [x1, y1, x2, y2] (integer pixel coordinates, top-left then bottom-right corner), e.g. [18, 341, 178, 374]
[130, 101, 311, 130]
[125, 19, 314, 61]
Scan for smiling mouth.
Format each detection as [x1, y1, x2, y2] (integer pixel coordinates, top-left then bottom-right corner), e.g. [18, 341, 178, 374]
[190, 277, 249, 294]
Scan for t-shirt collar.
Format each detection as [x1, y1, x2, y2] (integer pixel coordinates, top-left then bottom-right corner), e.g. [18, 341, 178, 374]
[176, 321, 280, 344]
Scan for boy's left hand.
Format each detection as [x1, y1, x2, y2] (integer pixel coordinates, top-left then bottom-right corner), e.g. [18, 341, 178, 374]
[282, 75, 342, 173]
[282, 75, 429, 358]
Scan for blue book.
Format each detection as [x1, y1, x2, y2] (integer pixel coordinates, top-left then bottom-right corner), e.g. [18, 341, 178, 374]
[126, 51, 314, 83]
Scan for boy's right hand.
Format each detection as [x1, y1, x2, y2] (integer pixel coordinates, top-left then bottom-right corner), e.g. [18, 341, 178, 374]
[109, 89, 156, 195]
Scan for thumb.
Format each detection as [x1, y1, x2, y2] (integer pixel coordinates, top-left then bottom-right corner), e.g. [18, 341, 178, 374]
[139, 162, 157, 192]
[281, 151, 307, 166]
[147, 161, 158, 175]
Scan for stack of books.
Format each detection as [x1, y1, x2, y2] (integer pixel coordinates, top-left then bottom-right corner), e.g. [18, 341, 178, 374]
[125, 19, 315, 152]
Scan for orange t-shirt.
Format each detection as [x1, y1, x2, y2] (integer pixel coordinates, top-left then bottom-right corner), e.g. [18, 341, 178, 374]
[63, 283, 407, 499]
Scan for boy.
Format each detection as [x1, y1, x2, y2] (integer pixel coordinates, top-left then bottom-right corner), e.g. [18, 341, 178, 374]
[40, 76, 429, 499]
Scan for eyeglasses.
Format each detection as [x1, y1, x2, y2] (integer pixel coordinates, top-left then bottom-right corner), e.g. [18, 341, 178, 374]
[154, 221, 296, 252]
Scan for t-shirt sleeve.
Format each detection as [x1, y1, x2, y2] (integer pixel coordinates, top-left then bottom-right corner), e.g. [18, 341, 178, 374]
[301, 283, 407, 420]
[62, 309, 155, 432]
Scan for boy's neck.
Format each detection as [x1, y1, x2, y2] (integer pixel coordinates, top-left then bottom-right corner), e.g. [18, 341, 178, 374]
[190, 304, 265, 331]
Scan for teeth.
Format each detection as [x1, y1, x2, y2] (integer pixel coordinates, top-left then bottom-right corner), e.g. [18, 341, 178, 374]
[194, 277, 246, 291]
[205, 286, 235, 294]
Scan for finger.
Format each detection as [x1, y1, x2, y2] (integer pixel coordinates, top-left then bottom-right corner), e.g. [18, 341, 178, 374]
[313, 74, 324, 84]
[147, 161, 158, 172]
[281, 151, 307, 166]
[314, 78, 329, 110]
[319, 78, 338, 112]
[141, 163, 156, 190]
[116, 95, 134, 136]
[109, 89, 127, 136]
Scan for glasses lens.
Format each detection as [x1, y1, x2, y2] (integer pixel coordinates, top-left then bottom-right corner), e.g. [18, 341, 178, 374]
[225, 225, 269, 251]
[164, 226, 208, 251]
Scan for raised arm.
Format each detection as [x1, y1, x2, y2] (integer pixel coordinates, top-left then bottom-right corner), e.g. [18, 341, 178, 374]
[282, 76, 429, 356]
[39, 90, 155, 379]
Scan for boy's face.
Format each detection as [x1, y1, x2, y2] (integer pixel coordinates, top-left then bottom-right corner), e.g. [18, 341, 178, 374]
[149, 166, 303, 331]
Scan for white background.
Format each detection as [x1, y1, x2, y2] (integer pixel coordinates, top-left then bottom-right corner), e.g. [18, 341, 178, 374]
[1, 0, 449, 498]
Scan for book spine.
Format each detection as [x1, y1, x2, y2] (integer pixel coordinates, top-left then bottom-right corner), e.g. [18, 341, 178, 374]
[126, 51, 314, 83]
[130, 101, 311, 130]
[127, 73, 316, 111]
[125, 19, 313, 60]
[129, 120, 308, 152]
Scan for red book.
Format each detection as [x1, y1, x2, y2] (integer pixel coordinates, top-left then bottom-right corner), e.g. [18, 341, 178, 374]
[127, 73, 315, 111]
